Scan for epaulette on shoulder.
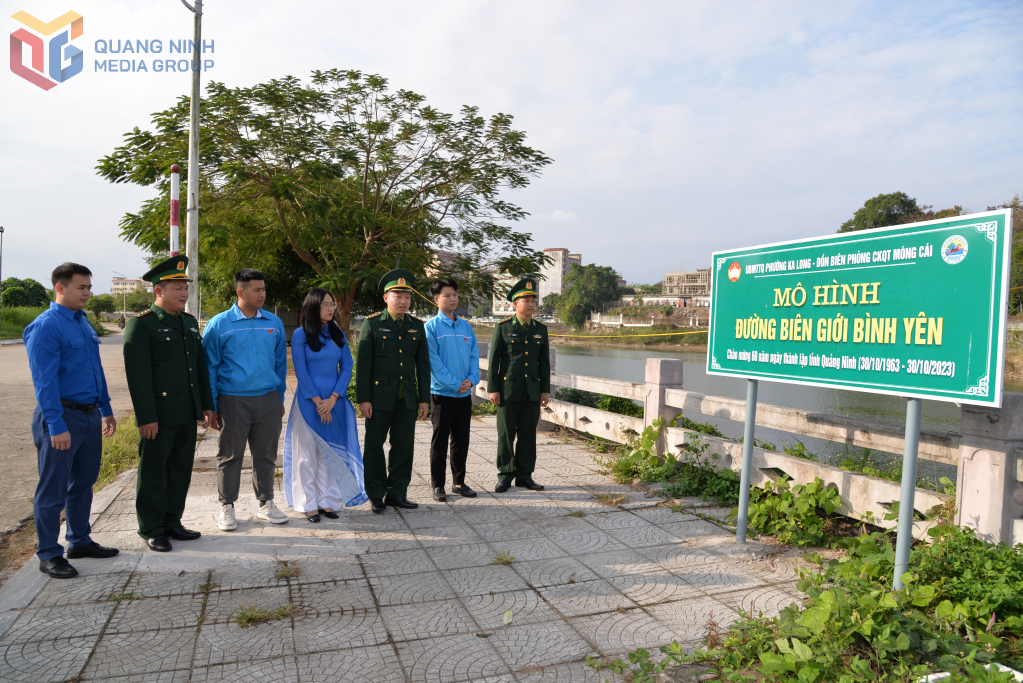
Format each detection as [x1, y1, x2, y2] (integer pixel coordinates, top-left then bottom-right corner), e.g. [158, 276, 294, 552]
[408, 314, 422, 323]
[182, 311, 197, 319]
[499, 315, 514, 324]
[135, 310, 152, 318]
[366, 311, 383, 319]
[534, 319, 548, 327]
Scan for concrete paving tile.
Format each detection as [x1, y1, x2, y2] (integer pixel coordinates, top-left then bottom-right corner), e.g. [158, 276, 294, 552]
[512, 557, 600, 588]
[626, 506, 698, 526]
[0, 635, 97, 682]
[414, 522, 486, 547]
[513, 659, 616, 682]
[568, 609, 678, 656]
[369, 572, 459, 606]
[573, 549, 663, 580]
[295, 579, 379, 611]
[86, 670, 191, 682]
[488, 537, 570, 563]
[658, 519, 733, 540]
[193, 617, 294, 667]
[295, 648, 407, 682]
[537, 579, 638, 618]
[646, 595, 738, 643]
[83, 627, 197, 678]
[606, 573, 707, 606]
[292, 607, 389, 653]
[443, 565, 531, 597]
[604, 524, 689, 549]
[545, 530, 628, 555]
[471, 521, 551, 543]
[643, 548, 770, 596]
[290, 556, 365, 584]
[489, 620, 599, 669]
[0, 603, 115, 643]
[425, 541, 498, 571]
[355, 530, 425, 552]
[191, 656, 298, 682]
[105, 593, 205, 632]
[583, 511, 653, 531]
[713, 585, 803, 619]
[360, 548, 437, 577]
[209, 562, 285, 591]
[460, 589, 563, 630]
[395, 631, 507, 683]
[28, 570, 132, 607]
[380, 598, 478, 642]
[400, 509, 461, 531]
[124, 569, 212, 597]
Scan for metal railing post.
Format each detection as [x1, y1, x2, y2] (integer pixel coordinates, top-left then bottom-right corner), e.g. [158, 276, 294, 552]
[735, 378, 758, 544]
[893, 397, 922, 590]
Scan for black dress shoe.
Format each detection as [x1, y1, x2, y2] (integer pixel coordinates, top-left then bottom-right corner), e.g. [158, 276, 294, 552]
[432, 487, 447, 502]
[305, 513, 321, 523]
[66, 542, 120, 559]
[39, 557, 78, 579]
[384, 496, 419, 509]
[495, 480, 511, 493]
[515, 479, 545, 491]
[319, 509, 339, 519]
[146, 535, 172, 552]
[370, 498, 386, 514]
[452, 484, 477, 498]
[166, 527, 202, 541]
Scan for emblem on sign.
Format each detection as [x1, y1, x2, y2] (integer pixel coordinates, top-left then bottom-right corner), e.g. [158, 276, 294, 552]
[941, 235, 968, 265]
[728, 262, 741, 282]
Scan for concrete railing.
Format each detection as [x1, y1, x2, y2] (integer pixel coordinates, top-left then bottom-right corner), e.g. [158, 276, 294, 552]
[473, 344, 1021, 544]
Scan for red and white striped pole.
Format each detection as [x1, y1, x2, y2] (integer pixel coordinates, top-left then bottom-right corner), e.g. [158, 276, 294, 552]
[169, 164, 181, 256]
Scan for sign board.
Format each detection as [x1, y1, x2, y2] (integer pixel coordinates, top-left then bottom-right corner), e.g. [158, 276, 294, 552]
[706, 210, 1014, 407]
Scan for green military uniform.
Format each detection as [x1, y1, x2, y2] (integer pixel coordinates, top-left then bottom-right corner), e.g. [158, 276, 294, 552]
[122, 257, 213, 540]
[487, 279, 550, 485]
[356, 269, 431, 502]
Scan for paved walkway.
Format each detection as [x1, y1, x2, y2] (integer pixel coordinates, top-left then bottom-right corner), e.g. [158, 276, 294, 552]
[0, 414, 804, 682]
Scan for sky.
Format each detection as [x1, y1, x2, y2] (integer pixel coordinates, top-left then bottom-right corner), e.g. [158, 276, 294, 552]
[1, 1, 1021, 293]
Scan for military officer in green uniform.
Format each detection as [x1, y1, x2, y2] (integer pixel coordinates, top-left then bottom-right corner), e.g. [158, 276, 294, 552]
[356, 269, 431, 513]
[123, 256, 215, 552]
[487, 278, 551, 492]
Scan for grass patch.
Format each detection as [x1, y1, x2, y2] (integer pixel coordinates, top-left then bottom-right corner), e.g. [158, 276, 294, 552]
[276, 562, 300, 579]
[199, 581, 218, 594]
[110, 591, 142, 601]
[489, 551, 515, 565]
[233, 603, 301, 628]
[96, 411, 140, 491]
[471, 401, 497, 416]
[0, 306, 47, 339]
[595, 492, 627, 508]
[567, 511, 586, 518]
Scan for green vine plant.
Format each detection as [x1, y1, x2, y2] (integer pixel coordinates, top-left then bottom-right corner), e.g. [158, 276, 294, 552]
[729, 476, 842, 547]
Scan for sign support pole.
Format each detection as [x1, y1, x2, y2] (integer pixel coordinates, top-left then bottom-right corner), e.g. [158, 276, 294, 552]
[735, 378, 759, 544]
[893, 397, 922, 590]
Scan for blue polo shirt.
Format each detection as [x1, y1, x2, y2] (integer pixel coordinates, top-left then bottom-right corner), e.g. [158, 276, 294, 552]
[201, 303, 287, 411]
[424, 313, 480, 398]
[24, 302, 112, 435]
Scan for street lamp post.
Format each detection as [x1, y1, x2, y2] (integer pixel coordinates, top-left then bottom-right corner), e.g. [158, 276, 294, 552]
[0, 226, 5, 326]
[180, 0, 202, 316]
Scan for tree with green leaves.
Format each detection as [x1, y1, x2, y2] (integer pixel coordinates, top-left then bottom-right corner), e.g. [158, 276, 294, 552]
[989, 194, 1023, 313]
[85, 293, 116, 315]
[0, 277, 49, 308]
[124, 289, 156, 313]
[839, 191, 964, 233]
[556, 264, 620, 329]
[97, 70, 552, 328]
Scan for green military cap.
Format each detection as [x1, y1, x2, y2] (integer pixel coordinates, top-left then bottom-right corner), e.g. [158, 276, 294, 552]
[506, 278, 538, 302]
[143, 255, 192, 284]
[379, 268, 416, 294]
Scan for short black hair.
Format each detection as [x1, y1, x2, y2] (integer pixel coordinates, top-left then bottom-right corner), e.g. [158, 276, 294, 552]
[430, 278, 458, 297]
[234, 268, 265, 289]
[51, 262, 92, 287]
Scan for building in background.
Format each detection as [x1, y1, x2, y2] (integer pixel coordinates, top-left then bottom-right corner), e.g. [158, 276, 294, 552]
[662, 268, 710, 305]
[111, 276, 145, 295]
[538, 248, 581, 304]
[490, 272, 519, 318]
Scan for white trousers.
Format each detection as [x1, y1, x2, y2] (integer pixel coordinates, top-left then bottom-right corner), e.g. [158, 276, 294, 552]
[290, 409, 344, 513]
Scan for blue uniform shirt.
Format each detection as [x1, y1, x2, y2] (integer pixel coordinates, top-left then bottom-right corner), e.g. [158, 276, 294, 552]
[425, 313, 480, 398]
[202, 303, 287, 411]
[24, 302, 112, 435]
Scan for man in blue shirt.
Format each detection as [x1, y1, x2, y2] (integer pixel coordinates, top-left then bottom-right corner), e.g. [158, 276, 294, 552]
[24, 263, 119, 579]
[202, 269, 289, 531]
[425, 278, 480, 502]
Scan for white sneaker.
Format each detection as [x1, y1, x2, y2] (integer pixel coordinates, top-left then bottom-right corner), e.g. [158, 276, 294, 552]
[218, 504, 238, 531]
[258, 500, 289, 524]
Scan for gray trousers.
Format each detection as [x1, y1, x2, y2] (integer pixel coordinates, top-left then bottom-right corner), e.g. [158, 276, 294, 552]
[216, 392, 282, 505]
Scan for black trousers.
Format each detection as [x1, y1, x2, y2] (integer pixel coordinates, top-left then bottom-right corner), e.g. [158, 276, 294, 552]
[430, 394, 472, 489]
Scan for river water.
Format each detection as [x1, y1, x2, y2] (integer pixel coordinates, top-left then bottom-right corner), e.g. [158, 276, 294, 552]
[551, 344, 1019, 482]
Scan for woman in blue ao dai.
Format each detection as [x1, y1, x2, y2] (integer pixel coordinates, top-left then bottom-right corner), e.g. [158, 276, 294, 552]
[283, 289, 367, 522]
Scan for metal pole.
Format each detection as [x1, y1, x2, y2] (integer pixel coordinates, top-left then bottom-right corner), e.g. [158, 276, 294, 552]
[735, 378, 759, 544]
[0, 226, 5, 326]
[169, 164, 181, 256]
[893, 397, 922, 590]
[183, 0, 202, 315]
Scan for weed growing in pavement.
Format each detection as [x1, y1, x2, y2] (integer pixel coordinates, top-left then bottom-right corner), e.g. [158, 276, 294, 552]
[489, 551, 515, 566]
[567, 511, 586, 518]
[595, 492, 626, 508]
[109, 591, 142, 601]
[276, 561, 300, 579]
[233, 603, 301, 628]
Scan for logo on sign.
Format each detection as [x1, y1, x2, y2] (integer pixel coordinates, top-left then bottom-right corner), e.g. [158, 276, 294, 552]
[9, 10, 83, 91]
[728, 262, 741, 282]
[941, 235, 968, 265]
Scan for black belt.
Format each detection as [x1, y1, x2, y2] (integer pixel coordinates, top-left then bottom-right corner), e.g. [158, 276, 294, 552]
[61, 400, 99, 413]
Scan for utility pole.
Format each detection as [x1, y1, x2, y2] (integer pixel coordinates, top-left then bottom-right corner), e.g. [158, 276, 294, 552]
[0, 226, 5, 326]
[181, 0, 202, 315]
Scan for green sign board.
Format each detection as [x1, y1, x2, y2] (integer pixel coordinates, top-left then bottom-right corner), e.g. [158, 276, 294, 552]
[706, 210, 1014, 407]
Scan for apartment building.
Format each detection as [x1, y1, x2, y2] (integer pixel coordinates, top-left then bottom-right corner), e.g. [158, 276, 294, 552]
[111, 276, 145, 295]
[538, 248, 581, 304]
